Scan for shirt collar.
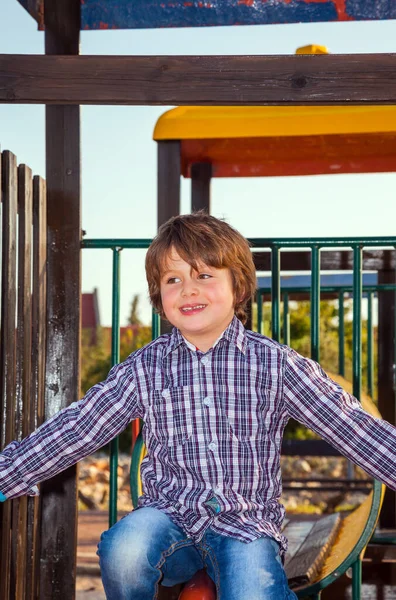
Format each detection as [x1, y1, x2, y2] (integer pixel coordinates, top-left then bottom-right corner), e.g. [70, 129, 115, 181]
[164, 315, 247, 357]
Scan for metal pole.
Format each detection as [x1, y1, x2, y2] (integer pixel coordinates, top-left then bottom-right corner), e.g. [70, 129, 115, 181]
[351, 558, 362, 600]
[353, 246, 363, 401]
[152, 309, 160, 340]
[283, 292, 290, 346]
[338, 290, 345, 377]
[271, 247, 280, 342]
[367, 292, 374, 398]
[109, 247, 121, 527]
[257, 291, 263, 334]
[311, 246, 320, 362]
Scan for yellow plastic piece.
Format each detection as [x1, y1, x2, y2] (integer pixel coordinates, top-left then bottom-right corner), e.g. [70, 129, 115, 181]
[295, 44, 329, 55]
[153, 106, 396, 141]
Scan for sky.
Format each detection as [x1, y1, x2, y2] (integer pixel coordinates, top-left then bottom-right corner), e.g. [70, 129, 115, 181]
[1, 0, 396, 325]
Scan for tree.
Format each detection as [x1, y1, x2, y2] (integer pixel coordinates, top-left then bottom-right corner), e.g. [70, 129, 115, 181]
[128, 294, 142, 326]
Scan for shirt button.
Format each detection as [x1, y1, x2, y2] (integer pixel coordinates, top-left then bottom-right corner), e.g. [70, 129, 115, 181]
[208, 442, 217, 452]
[203, 397, 212, 406]
[201, 357, 208, 366]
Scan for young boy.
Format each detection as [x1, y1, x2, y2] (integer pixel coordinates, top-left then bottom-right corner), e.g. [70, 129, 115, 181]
[1, 212, 396, 600]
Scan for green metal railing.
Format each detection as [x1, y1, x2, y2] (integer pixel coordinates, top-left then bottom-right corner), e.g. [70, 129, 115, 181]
[257, 283, 396, 397]
[82, 235, 396, 527]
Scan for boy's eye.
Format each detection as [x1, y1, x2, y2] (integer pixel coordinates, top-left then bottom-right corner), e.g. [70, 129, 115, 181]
[198, 273, 212, 280]
[166, 276, 181, 284]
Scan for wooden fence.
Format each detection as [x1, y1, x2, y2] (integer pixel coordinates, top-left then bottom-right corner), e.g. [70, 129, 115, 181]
[0, 149, 47, 600]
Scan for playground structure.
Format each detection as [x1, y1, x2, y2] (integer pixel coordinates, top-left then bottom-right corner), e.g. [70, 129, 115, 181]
[1, 1, 396, 599]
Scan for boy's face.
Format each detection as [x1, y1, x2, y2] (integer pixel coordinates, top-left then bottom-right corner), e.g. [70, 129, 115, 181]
[160, 248, 235, 352]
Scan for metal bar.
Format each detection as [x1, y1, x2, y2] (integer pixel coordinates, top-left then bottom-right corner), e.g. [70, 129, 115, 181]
[351, 558, 362, 600]
[152, 310, 160, 340]
[283, 292, 290, 346]
[257, 291, 263, 334]
[258, 285, 396, 294]
[249, 237, 396, 248]
[109, 248, 121, 528]
[254, 249, 396, 273]
[271, 247, 280, 342]
[82, 238, 152, 249]
[353, 246, 363, 400]
[310, 246, 320, 361]
[367, 292, 374, 398]
[81, 236, 396, 250]
[338, 291, 345, 377]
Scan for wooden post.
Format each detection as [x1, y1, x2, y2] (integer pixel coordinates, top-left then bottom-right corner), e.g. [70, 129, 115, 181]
[157, 141, 183, 597]
[191, 162, 212, 213]
[157, 140, 181, 335]
[378, 250, 396, 529]
[41, 1, 81, 598]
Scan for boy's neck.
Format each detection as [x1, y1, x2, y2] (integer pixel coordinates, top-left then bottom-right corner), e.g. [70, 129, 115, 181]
[180, 318, 234, 353]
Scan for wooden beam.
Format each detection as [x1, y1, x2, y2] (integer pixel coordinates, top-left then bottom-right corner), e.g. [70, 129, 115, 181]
[191, 162, 211, 213]
[1, 54, 396, 105]
[39, 1, 81, 598]
[157, 141, 181, 336]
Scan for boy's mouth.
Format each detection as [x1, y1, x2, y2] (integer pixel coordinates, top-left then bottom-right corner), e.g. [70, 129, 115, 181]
[179, 304, 207, 315]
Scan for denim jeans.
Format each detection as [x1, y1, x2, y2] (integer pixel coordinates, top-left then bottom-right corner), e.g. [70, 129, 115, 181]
[97, 507, 298, 600]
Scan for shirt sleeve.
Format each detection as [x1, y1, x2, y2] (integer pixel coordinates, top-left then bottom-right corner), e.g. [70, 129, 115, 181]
[283, 347, 396, 491]
[0, 358, 142, 500]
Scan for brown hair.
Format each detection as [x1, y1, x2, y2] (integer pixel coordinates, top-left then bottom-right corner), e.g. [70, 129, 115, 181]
[145, 212, 256, 324]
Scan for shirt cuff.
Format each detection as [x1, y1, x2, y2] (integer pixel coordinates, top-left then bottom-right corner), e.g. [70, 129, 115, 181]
[0, 492, 6, 502]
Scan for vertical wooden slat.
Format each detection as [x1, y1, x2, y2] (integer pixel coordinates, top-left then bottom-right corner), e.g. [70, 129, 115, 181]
[26, 176, 48, 600]
[0, 150, 18, 600]
[13, 165, 33, 600]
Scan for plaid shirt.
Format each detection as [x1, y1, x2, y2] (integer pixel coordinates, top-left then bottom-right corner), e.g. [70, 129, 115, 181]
[1, 316, 396, 554]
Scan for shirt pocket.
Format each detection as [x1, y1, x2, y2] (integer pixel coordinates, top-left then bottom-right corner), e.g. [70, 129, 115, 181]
[147, 386, 193, 445]
[221, 385, 261, 441]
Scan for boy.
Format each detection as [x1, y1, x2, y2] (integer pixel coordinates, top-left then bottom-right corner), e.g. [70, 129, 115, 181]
[1, 212, 396, 600]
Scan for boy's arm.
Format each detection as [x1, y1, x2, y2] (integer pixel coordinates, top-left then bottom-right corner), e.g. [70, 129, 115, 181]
[283, 347, 396, 491]
[0, 359, 141, 501]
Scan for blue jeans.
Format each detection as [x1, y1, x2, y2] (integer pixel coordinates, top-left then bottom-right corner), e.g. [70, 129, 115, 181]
[97, 507, 298, 600]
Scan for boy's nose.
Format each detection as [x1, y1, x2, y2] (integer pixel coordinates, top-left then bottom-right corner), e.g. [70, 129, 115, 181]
[181, 281, 198, 297]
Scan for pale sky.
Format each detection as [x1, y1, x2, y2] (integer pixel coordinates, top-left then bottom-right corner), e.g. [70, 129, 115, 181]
[1, 0, 396, 324]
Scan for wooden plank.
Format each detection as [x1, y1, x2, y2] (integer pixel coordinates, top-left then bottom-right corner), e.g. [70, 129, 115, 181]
[13, 165, 33, 600]
[0, 150, 18, 600]
[283, 520, 315, 562]
[253, 249, 396, 272]
[191, 162, 211, 213]
[1, 54, 396, 105]
[285, 513, 341, 587]
[26, 176, 46, 600]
